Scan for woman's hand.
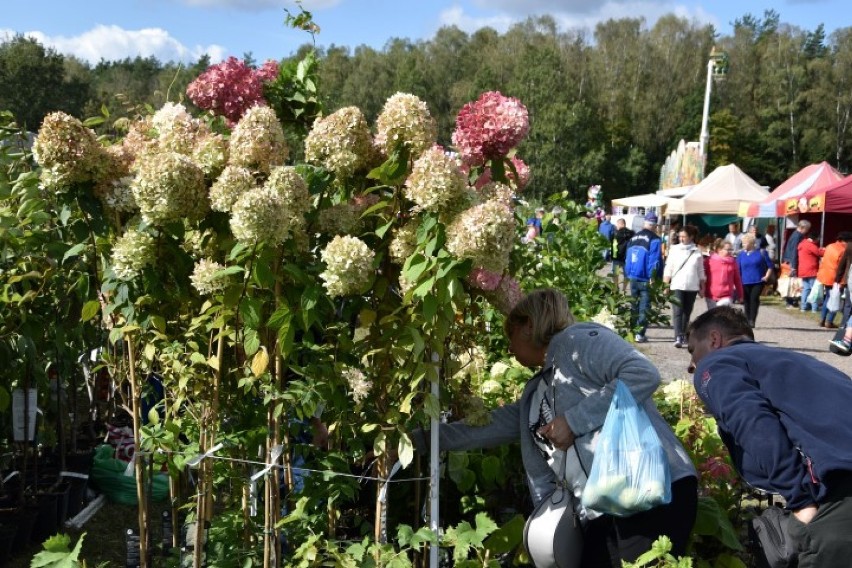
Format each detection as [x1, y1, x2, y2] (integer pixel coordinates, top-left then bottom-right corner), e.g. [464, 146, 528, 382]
[793, 505, 818, 524]
[538, 417, 575, 451]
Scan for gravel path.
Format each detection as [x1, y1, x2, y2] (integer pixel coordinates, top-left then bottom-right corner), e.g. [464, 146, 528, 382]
[635, 297, 852, 383]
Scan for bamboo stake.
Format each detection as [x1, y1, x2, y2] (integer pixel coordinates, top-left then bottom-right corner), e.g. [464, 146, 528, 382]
[127, 338, 149, 568]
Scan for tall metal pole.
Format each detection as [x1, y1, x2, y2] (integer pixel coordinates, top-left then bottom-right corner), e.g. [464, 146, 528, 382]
[429, 356, 440, 568]
[698, 57, 715, 179]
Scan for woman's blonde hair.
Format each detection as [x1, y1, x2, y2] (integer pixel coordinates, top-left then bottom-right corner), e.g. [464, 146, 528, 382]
[740, 233, 756, 247]
[504, 288, 574, 347]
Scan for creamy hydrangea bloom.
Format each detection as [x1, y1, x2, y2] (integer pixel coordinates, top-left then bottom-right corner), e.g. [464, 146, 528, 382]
[192, 132, 228, 178]
[389, 220, 419, 265]
[229, 187, 290, 244]
[152, 102, 198, 155]
[131, 151, 208, 225]
[93, 144, 137, 215]
[210, 166, 256, 212]
[264, 165, 310, 237]
[190, 258, 229, 295]
[477, 181, 515, 206]
[375, 93, 437, 156]
[182, 228, 219, 259]
[304, 106, 372, 179]
[32, 112, 104, 189]
[228, 106, 289, 174]
[404, 146, 467, 212]
[111, 229, 156, 280]
[122, 117, 157, 166]
[446, 199, 515, 273]
[342, 367, 371, 404]
[320, 235, 375, 297]
[591, 307, 618, 330]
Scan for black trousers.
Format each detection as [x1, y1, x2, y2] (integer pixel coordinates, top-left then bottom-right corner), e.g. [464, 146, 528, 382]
[742, 283, 763, 325]
[671, 290, 698, 339]
[580, 476, 698, 567]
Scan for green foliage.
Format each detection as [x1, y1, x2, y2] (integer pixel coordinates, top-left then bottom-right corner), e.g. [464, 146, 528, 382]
[622, 536, 693, 568]
[30, 533, 86, 568]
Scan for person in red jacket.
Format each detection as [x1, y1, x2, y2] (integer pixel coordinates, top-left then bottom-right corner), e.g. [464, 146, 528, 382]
[704, 240, 744, 309]
[798, 233, 825, 312]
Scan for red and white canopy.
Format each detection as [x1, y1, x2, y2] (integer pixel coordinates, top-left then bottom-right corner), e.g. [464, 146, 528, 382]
[740, 161, 843, 217]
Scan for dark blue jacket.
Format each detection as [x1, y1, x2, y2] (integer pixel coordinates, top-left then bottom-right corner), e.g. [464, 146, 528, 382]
[624, 229, 662, 281]
[693, 340, 852, 509]
[598, 220, 615, 241]
[737, 249, 772, 285]
[783, 230, 804, 268]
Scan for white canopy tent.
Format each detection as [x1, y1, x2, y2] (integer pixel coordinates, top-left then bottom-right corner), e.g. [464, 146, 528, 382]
[666, 164, 769, 216]
[611, 193, 671, 208]
[656, 185, 695, 198]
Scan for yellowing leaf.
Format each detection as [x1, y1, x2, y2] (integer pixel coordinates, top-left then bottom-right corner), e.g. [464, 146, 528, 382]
[251, 347, 269, 377]
[207, 355, 220, 371]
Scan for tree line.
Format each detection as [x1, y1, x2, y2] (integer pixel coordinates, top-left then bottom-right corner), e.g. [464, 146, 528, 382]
[2, 9, 851, 200]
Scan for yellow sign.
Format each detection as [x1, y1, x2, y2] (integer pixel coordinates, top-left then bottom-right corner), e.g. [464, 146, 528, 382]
[785, 194, 825, 214]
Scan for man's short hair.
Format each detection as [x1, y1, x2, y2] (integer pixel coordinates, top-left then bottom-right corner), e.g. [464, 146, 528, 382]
[798, 220, 812, 230]
[687, 306, 754, 342]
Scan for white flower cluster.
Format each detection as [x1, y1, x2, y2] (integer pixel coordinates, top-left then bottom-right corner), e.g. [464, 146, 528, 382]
[182, 229, 218, 259]
[210, 166, 256, 212]
[342, 366, 372, 404]
[591, 307, 618, 331]
[264, 166, 310, 241]
[389, 221, 419, 265]
[404, 146, 467, 212]
[111, 229, 156, 280]
[446, 198, 515, 273]
[228, 106, 289, 174]
[152, 102, 197, 155]
[375, 93, 437, 157]
[93, 145, 137, 215]
[190, 258, 229, 295]
[131, 151, 208, 225]
[192, 133, 229, 178]
[32, 112, 104, 189]
[320, 235, 375, 297]
[477, 181, 515, 206]
[304, 106, 372, 179]
[229, 187, 290, 244]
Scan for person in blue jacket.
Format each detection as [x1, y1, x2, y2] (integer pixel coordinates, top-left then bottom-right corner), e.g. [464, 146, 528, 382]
[624, 212, 663, 343]
[686, 306, 852, 567]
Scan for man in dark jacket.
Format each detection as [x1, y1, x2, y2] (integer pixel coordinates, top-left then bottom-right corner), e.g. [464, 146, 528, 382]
[624, 212, 662, 343]
[611, 218, 634, 293]
[782, 220, 811, 308]
[687, 306, 852, 567]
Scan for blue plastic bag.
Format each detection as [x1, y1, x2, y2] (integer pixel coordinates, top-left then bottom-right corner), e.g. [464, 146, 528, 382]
[581, 380, 671, 516]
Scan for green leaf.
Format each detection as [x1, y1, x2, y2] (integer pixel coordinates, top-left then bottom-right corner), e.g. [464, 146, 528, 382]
[239, 297, 262, 329]
[243, 328, 260, 357]
[0, 386, 10, 413]
[31, 532, 85, 567]
[483, 514, 525, 555]
[62, 243, 86, 264]
[422, 294, 437, 321]
[693, 496, 743, 551]
[80, 300, 100, 322]
[398, 434, 414, 468]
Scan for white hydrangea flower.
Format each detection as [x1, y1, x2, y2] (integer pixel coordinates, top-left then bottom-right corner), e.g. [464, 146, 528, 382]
[316, 203, 360, 236]
[228, 106, 289, 174]
[375, 92, 437, 157]
[229, 187, 290, 244]
[591, 307, 618, 331]
[342, 366, 372, 404]
[445, 198, 515, 273]
[404, 146, 467, 212]
[319, 235, 375, 297]
[304, 106, 372, 179]
[210, 166, 256, 212]
[190, 258, 229, 295]
[389, 220, 419, 265]
[152, 102, 198, 156]
[131, 151, 208, 225]
[32, 111, 104, 189]
[192, 132, 229, 178]
[111, 229, 156, 280]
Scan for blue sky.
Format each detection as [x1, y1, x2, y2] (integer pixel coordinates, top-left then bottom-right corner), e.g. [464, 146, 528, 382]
[2, 0, 849, 65]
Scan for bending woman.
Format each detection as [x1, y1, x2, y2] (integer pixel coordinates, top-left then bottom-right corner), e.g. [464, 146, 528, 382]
[412, 289, 697, 566]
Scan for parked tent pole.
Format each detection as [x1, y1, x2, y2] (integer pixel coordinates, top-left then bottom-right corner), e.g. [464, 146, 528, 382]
[820, 211, 826, 246]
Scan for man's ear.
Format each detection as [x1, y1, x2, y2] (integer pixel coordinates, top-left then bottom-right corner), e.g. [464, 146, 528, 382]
[709, 328, 724, 350]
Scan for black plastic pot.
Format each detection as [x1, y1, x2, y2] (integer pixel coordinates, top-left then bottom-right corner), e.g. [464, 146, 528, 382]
[31, 492, 60, 544]
[0, 505, 39, 555]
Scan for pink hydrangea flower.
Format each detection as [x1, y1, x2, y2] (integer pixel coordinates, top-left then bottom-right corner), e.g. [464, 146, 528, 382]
[452, 91, 530, 166]
[186, 57, 280, 125]
[473, 155, 530, 192]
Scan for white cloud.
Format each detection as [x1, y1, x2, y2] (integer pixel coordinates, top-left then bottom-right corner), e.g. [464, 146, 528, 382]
[438, 6, 517, 34]
[440, 1, 717, 36]
[10, 25, 226, 64]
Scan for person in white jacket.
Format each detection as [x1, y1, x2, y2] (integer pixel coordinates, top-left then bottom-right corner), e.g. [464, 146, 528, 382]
[663, 224, 706, 348]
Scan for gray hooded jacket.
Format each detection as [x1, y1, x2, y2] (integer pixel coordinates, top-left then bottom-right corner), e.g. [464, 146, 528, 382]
[413, 322, 696, 508]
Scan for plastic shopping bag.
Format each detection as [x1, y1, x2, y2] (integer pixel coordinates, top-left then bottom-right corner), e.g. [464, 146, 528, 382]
[827, 283, 843, 313]
[807, 282, 824, 306]
[581, 381, 671, 516]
